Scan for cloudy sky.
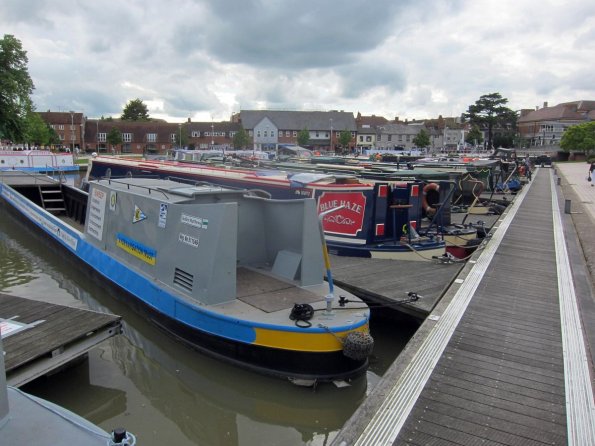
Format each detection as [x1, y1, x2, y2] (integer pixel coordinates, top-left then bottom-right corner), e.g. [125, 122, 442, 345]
[2, 0, 594, 123]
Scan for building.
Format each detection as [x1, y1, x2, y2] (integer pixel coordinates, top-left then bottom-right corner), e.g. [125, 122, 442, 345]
[355, 113, 390, 151]
[38, 111, 84, 151]
[184, 120, 243, 150]
[375, 122, 426, 151]
[518, 101, 595, 147]
[235, 110, 357, 152]
[84, 119, 179, 155]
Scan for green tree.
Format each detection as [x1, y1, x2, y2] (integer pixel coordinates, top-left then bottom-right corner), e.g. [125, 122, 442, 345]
[465, 125, 483, 146]
[338, 130, 352, 153]
[24, 111, 51, 147]
[463, 93, 516, 150]
[560, 122, 595, 155]
[412, 129, 431, 148]
[48, 126, 60, 146]
[106, 127, 123, 152]
[232, 126, 250, 149]
[0, 34, 35, 142]
[121, 98, 150, 121]
[297, 128, 309, 146]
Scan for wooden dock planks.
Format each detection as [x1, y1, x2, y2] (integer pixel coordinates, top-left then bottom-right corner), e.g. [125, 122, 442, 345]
[0, 293, 121, 387]
[332, 168, 595, 445]
[392, 169, 569, 445]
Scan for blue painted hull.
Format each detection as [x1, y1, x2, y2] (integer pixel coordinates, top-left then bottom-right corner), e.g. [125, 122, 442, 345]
[0, 179, 369, 381]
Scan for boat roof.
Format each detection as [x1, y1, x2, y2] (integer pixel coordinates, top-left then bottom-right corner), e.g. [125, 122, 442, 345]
[91, 177, 249, 203]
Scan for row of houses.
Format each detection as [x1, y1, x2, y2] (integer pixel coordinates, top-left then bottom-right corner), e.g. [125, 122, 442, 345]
[33, 100, 595, 155]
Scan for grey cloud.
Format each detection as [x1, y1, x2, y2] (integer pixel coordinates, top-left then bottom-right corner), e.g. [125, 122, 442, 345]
[0, 0, 54, 26]
[200, 0, 417, 69]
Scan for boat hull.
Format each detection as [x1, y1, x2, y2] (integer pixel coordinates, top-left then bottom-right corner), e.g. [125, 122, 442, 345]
[0, 176, 369, 382]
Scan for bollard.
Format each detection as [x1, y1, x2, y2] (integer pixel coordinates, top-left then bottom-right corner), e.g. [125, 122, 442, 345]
[564, 199, 571, 214]
[557, 177, 561, 186]
[554, 168, 557, 175]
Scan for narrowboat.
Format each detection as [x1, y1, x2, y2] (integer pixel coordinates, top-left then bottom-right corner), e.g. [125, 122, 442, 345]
[86, 155, 447, 260]
[0, 150, 78, 172]
[0, 171, 373, 383]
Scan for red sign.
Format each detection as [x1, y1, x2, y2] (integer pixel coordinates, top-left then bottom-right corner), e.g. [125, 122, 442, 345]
[317, 192, 366, 236]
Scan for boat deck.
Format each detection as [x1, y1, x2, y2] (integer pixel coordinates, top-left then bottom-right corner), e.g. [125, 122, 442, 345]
[0, 293, 121, 387]
[0, 170, 61, 186]
[332, 167, 595, 445]
[329, 212, 502, 320]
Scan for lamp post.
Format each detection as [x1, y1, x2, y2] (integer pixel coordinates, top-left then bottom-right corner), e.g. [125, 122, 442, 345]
[69, 111, 75, 153]
[211, 122, 214, 150]
[179, 123, 182, 150]
[329, 118, 333, 153]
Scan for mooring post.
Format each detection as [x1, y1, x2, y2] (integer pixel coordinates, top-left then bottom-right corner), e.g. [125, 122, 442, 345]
[557, 177, 561, 186]
[564, 199, 571, 214]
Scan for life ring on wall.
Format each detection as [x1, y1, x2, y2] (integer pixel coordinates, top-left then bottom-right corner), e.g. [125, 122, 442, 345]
[422, 182, 440, 215]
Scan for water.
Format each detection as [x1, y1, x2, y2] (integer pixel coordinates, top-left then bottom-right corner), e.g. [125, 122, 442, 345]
[0, 173, 417, 445]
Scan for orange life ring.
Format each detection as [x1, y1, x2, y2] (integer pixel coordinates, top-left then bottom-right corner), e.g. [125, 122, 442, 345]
[422, 182, 440, 214]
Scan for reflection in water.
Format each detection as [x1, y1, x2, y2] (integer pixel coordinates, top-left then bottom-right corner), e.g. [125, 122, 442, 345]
[2, 175, 416, 446]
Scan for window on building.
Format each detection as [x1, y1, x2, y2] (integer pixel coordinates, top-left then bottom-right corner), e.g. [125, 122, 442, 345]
[59, 134, 64, 141]
[286, 131, 291, 137]
[351, 132, 356, 138]
[98, 132, 106, 142]
[293, 131, 297, 137]
[192, 131, 200, 137]
[58, 125, 64, 130]
[264, 131, 268, 137]
[257, 131, 261, 137]
[249, 131, 253, 137]
[122, 133, 132, 142]
[378, 135, 382, 141]
[147, 133, 157, 142]
[366, 136, 372, 142]
[271, 131, 275, 137]
[388, 135, 392, 142]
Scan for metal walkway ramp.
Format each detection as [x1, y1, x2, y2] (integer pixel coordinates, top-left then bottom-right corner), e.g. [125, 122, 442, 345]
[334, 168, 595, 446]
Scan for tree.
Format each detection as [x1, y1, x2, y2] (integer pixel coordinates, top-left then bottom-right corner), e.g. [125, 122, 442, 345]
[560, 122, 595, 155]
[412, 129, 431, 148]
[465, 125, 483, 147]
[338, 130, 352, 153]
[232, 126, 250, 149]
[106, 127, 122, 152]
[0, 34, 35, 142]
[121, 98, 150, 121]
[24, 111, 51, 147]
[297, 128, 309, 146]
[463, 93, 516, 150]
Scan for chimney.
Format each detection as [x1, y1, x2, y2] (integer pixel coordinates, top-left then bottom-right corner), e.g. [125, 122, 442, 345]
[187, 117, 191, 123]
[543, 101, 548, 108]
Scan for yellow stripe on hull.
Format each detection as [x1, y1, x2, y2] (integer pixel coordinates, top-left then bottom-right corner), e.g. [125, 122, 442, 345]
[253, 324, 369, 352]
